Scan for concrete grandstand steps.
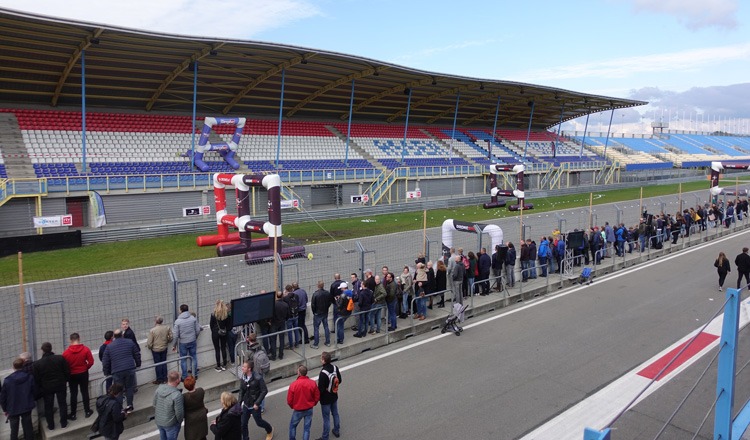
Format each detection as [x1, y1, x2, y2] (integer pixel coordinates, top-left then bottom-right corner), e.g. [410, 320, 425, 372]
[0, 112, 36, 177]
[325, 125, 384, 168]
[420, 128, 482, 166]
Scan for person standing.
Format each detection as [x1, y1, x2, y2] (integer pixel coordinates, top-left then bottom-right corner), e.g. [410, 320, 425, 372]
[334, 288, 352, 344]
[317, 352, 342, 440]
[504, 242, 516, 287]
[538, 237, 550, 277]
[62, 332, 95, 420]
[147, 316, 173, 384]
[239, 360, 274, 440]
[310, 280, 332, 349]
[477, 248, 491, 295]
[154, 371, 185, 440]
[715, 252, 731, 291]
[121, 318, 138, 349]
[371, 275, 388, 329]
[353, 284, 373, 338]
[491, 245, 503, 290]
[33, 341, 70, 430]
[283, 285, 301, 348]
[210, 392, 243, 440]
[286, 365, 320, 440]
[293, 282, 311, 345]
[270, 291, 290, 360]
[102, 329, 140, 413]
[1, 357, 36, 440]
[96, 383, 127, 440]
[435, 261, 447, 308]
[450, 255, 465, 305]
[183, 376, 208, 440]
[329, 274, 346, 335]
[210, 299, 231, 372]
[384, 272, 398, 330]
[735, 247, 750, 289]
[173, 304, 202, 380]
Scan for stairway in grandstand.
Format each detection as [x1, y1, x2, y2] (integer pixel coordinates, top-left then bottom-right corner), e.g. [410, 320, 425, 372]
[420, 128, 481, 166]
[0, 112, 35, 178]
[325, 124, 384, 168]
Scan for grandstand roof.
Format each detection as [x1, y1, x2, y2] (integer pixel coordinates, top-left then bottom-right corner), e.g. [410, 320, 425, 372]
[0, 8, 647, 130]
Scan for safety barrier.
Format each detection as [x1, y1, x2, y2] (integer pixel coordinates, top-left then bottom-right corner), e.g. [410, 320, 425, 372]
[99, 355, 194, 395]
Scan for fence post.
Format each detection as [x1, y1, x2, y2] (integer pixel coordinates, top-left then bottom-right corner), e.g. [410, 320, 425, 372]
[25, 287, 37, 360]
[713, 287, 741, 440]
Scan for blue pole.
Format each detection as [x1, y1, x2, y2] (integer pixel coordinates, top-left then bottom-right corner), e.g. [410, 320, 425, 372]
[344, 79, 355, 167]
[602, 109, 614, 160]
[490, 96, 500, 161]
[524, 101, 535, 159]
[449, 92, 460, 162]
[81, 49, 87, 173]
[401, 88, 412, 165]
[580, 113, 590, 157]
[555, 102, 565, 159]
[191, 60, 198, 170]
[714, 287, 741, 440]
[275, 68, 285, 170]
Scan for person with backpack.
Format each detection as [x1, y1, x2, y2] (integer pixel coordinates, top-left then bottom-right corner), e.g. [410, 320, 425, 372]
[96, 383, 127, 440]
[245, 333, 271, 413]
[239, 359, 274, 440]
[538, 237, 550, 277]
[317, 351, 342, 440]
[335, 288, 353, 344]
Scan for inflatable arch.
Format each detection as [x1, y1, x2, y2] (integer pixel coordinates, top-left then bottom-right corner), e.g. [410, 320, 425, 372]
[710, 161, 750, 201]
[441, 219, 504, 261]
[483, 164, 534, 211]
[186, 117, 244, 172]
[196, 173, 305, 263]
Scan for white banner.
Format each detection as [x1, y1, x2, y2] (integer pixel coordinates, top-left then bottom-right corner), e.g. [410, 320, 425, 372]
[406, 189, 422, 199]
[183, 205, 211, 217]
[351, 194, 369, 204]
[280, 199, 299, 209]
[33, 214, 73, 228]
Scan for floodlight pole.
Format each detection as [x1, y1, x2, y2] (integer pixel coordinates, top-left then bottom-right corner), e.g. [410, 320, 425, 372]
[191, 60, 198, 170]
[449, 92, 460, 162]
[555, 102, 565, 159]
[580, 112, 591, 157]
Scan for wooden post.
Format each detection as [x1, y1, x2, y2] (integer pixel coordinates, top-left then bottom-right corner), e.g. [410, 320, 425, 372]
[19, 252, 27, 352]
[679, 182, 682, 212]
[639, 187, 643, 216]
[589, 192, 593, 230]
[520, 204, 524, 244]
[422, 209, 427, 257]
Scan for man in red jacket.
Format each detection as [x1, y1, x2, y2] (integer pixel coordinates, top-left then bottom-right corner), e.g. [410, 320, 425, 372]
[286, 364, 320, 440]
[62, 332, 95, 420]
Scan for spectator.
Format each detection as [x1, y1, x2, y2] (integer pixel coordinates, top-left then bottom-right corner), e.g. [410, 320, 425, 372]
[538, 237, 550, 277]
[283, 285, 301, 349]
[183, 376, 209, 440]
[270, 291, 290, 361]
[99, 330, 114, 390]
[735, 247, 750, 289]
[102, 329, 140, 413]
[239, 359, 274, 440]
[334, 288, 352, 344]
[519, 243, 529, 282]
[121, 318, 139, 350]
[491, 245, 503, 290]
[173, 304, 202, 380]
[147, 315, 173, 384]
[96, 383, 126, 440]
[329, 274, 346, 335]
[435, 260, 447, 308]
[33, 341, 69, 430]
[154, 371, 185, 440]
[210, 299, 231, 372]
[504, 242, 516, 287]
[353, 284, 373, 338]
[245, 333, 270, 412]
[1, 357, 36, 440]
[317, 352, 342, 440]
[527, 240, 538, 279]
[310, 280, 332, 349]
[715, 251, 731, 292]
[210, 392, 243, 440]
[384, 272, 398, 330]
[414, 263, 428, 319]
[398, 266, 413, 318]
[477, 248, 491, 295]
[293, 282, 311, 345]
[372, 275, 388, 330]
[62, 332, 95, 420]
[287, 365, 320, 440]
[451, 255, 465, 305]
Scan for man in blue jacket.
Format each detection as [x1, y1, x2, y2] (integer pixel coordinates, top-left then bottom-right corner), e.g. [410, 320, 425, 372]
[102, 329, 141, 413]
[1, 357, 36, 440]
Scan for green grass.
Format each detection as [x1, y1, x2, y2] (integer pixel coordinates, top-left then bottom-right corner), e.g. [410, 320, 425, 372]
[0, 179, 719, 285]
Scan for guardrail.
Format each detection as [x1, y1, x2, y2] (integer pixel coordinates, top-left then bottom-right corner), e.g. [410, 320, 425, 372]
[99, 355, 194, 395]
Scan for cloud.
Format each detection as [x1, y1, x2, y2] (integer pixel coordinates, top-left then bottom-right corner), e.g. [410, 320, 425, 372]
[0, 0, 323, 39]
[512, 43, 750, 83]
[629, 0, 739, 30]
[391, 39, 496, 64]
[629, 83, 750, 117]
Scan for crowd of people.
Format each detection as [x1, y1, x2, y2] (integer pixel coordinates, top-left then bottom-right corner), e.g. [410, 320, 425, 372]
[2, 198, 748, 440]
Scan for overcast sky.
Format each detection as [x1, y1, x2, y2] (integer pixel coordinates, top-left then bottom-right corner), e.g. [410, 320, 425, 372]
[1, 0, 749, 133]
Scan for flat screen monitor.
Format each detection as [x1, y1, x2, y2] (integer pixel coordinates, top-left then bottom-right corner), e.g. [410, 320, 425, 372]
[231, 292, 275, 327]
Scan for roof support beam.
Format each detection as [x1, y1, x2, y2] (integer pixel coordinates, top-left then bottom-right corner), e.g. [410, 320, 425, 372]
[339, 77, 433, 120]
[286, 66, 384, 117]
[145, 42, 225, 111]
[426, 89, 505, 124]
[222, 52, 315, 115]
[386, 83, 478, 123]
[51, 28, 104, 107]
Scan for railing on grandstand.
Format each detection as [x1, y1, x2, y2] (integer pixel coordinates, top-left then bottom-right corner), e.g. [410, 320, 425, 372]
[99, 355, 194, 396]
